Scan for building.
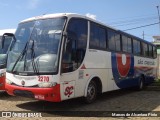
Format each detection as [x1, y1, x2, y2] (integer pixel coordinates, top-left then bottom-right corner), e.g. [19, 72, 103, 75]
[153, 36, 160, 78]
[153, 36, 160, 54]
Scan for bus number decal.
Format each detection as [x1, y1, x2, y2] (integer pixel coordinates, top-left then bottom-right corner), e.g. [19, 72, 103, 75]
[38, 76, 49, 82]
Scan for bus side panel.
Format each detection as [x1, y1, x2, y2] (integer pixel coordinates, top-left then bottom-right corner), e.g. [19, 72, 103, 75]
[111, 53, 138, 88]
[85, 50, 119, 92]
[111, 53, 157, 89]
[60, 73, 77, 101]
[134, 56, 157, 84]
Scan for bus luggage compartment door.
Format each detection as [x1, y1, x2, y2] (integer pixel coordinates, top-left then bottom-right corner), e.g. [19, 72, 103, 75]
[62, 81, 75, 100]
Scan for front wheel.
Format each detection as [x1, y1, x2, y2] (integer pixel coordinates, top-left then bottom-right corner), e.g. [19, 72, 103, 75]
[84, 81, 97, 103]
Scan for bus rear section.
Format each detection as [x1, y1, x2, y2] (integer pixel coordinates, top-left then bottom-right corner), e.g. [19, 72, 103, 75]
[5, 13, 157, 103]
[0, 29, 15, 90]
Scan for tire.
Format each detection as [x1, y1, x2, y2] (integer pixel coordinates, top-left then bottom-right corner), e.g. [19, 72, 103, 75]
[84, 80, 97, 103]
[137, 76, 144, 90]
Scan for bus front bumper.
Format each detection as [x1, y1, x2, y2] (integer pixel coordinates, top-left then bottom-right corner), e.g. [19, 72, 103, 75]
[5, 83, 61, 102]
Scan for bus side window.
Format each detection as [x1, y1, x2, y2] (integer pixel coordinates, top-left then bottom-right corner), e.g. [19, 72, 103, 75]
[127, 37, 132, 53]
[107, 30, 121, 52]
[62, 36, 74, 72]
[142, 42, 149, 57]
[108, 30, 115, 51]
[62, 18, 88, 73]
[89, 23, 106, 50]
[115, 33, 121, 52]
[148, 45, 153, 58]
[153, 46, 157, 58]
[122, 36, 132, 54]
[133, 39, 141, 55]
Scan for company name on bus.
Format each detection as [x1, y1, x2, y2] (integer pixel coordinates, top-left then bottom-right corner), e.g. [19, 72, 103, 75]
[13, 75, 36, 80]
[138, 59, 155, 66]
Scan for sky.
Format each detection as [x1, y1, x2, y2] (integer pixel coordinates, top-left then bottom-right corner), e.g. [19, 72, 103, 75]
[0, 0, 160, 42]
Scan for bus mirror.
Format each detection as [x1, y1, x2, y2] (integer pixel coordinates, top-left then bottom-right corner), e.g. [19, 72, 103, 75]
[63, 32, 69, 52]
[64, 33, 72, 52]
[65, 38, 72, 52]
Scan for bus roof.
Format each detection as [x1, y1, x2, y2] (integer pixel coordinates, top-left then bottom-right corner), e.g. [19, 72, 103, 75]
[0, 29, 16, 36]
[20, 13, 154, 46]
[21, 13, 77, 23]
[20, 13, 118, 31]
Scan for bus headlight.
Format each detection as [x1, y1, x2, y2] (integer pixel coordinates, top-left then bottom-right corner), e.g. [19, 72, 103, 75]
[0, 73, 5, 77]
[0, 70, 5, 77]
[38, 82, 57, 88]
[6, 79, 13, 85]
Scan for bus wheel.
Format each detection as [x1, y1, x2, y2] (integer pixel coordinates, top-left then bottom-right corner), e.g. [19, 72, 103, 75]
[137, 76, 144, 90]
[84, 80, 97, 103]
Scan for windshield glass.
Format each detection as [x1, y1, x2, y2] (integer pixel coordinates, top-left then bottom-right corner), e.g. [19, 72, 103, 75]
[0, 36, 13, 54]
[7, 17, 66, 74]
[0, 36, 1, 45]
[0, 36, 13, 66]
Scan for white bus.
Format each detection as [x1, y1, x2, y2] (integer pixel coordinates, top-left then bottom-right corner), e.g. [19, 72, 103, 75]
[0, 29, 15, 90]
[5, 13, 157, 103]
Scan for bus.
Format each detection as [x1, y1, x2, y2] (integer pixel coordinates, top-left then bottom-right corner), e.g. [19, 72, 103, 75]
[5, 13, 157, 103]
[0, 29, 15, 90]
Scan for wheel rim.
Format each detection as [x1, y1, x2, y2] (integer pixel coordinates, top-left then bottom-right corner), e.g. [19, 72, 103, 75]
[87, 82, 96, 101]
[140, 81, 142, 89]
[139, 77, 144, 89]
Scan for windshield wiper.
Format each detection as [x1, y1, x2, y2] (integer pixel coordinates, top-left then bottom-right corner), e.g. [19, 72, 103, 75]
[11, 39, 39, 75]
[30, 40, 39, 74]
[11, 41, 29, 73]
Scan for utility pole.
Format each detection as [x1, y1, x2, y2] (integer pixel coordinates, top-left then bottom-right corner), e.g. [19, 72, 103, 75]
[142, 31, 144, 40]
[156, 6, 160, 34]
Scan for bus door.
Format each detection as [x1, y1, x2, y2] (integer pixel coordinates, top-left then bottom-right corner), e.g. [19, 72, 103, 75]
[60, 18, 88, 100]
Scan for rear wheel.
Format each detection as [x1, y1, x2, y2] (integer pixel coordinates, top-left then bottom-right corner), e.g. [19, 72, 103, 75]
[84, 81, 97, 103]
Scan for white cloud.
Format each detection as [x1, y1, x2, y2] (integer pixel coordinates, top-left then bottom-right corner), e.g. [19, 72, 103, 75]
[28, 0, 40, 9]
[86, 13, 97, 20]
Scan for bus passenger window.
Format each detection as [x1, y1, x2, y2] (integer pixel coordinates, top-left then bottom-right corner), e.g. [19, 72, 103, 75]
[148, 45, 153, 57]
[107, 30, 121, 52]
[122, 36, 132, 53]
[133, 39, 141, 55]
[127, 38, 132, 53]
[115, 34, 121, 51]
[122, 36, 128, 52]
[142, 43, 149, 57]
[153, 46, 157, 58]
[108, 30, 115, 51]
[89, 23, 106, 50]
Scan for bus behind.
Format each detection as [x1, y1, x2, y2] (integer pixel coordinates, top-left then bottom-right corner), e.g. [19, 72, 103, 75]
[0, 29, 15, 90]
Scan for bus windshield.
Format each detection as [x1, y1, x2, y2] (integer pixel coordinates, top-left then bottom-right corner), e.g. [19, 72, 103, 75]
[0, 36, 13, 66]
[7, 17, 66, 75]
